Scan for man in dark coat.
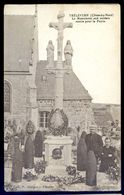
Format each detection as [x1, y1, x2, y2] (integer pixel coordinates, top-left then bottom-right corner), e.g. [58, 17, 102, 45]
[85, 124, 103, 160]
[85, 124, 103, 186]
[99, 137, 116, 172]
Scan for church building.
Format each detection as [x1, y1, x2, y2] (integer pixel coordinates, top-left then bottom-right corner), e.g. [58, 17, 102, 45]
[4, 9, 96, 135]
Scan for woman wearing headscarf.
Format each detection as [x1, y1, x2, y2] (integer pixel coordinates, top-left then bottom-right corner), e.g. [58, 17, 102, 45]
[11, 136, 23, 182]
[23, 120, 35, 170]
[34, 130, 43, 157]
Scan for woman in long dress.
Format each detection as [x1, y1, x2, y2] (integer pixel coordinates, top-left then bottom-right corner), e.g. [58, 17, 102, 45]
[99, 137, 116, 172]
[24, 135, 35, 169]
[11, 136, 23, 182]
[23, 120, 35, 169]
[34, 130, 43, 157]
[77, 131, 87, 171]
[7, 123, 15, 158]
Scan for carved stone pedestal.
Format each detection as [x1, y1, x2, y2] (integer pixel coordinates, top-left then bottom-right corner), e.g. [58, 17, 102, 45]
[44, 136, 73, 176]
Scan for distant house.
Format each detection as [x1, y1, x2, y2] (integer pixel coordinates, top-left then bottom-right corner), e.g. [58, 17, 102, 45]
[92, 103, 121, 128]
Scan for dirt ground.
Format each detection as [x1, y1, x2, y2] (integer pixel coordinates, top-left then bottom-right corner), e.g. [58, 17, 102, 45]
[4, 165, 120, 192]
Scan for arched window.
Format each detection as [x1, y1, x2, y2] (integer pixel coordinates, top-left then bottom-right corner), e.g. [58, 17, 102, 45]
[39, 111, 50, 128]
[4, 81, 11, 112]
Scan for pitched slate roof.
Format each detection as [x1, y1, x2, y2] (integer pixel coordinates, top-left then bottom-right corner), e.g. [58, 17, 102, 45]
[35, 60, 92, 100]
[4, 15, 34, 72]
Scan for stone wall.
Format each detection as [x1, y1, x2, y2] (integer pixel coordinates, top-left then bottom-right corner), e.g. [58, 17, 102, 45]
[38, 99, 54, 112]
[4, 73, 95, 134]
[4, 74, 29, 122]
[37, 99, 95, 135]
[63, 100, 95, 135]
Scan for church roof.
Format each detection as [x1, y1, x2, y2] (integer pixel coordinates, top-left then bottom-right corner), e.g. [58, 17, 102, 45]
[4, 15, 34, 72]
[36, 60, 92, 100]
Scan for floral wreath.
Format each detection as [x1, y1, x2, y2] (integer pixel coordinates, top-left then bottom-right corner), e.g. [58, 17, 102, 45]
[48, 109, 68, 136]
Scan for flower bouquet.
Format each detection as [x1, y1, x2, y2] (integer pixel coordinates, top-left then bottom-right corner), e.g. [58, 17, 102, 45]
[66, 165, 76, 176]
[42, 175, 61, 182]
[42, 173, 85, 185]
[107, 164, 120, 182]
[34, 160, 46, 174]
[23, 171, 38, 182]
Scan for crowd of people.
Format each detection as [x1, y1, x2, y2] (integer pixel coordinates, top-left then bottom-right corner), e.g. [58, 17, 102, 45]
[4, 119, 45, 182]
[4, 119, 120, 186]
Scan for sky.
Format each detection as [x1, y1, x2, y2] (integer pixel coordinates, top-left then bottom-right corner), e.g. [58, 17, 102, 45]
[4, 4, 121, 104]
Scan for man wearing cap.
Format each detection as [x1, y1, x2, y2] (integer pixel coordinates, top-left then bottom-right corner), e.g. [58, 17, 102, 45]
[85, 124, 103, 186]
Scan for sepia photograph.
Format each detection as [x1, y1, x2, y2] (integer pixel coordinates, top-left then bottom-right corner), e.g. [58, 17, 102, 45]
[4, 4, 121, 191]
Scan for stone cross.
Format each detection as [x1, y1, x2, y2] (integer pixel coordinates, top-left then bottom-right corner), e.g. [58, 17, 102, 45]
[49, 11, 73, 62]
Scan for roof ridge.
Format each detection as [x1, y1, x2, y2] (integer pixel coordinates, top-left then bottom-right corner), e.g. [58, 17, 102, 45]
[36, 61, 92, 100]
[72, 71, 92, 99]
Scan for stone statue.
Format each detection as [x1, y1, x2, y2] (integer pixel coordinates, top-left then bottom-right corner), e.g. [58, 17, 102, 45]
[46, 40, 54, 65]
[64, 40, 73, 66]
[49, 11, 73, 62]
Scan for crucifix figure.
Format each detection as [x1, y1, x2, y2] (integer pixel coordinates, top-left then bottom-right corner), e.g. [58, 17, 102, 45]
[49, 11, 73, 62]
